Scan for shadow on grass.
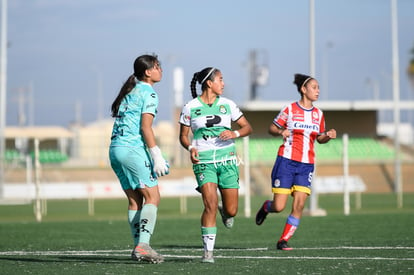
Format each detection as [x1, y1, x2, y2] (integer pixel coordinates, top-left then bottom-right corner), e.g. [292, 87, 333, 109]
[0, 256, 132, 264]
[0, 255, 196, 264]
[160, 244, 200, 249]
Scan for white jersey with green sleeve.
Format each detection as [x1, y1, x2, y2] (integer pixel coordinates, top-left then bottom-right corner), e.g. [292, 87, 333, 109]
[179, 96, 243, 164]
[110, 81, 158, 148]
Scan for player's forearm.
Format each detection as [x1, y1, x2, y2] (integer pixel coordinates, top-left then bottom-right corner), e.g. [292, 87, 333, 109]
[179, 135, 192, 150]
[142, 126, 157, 148]
[269, 124, 284, 137]
[236, 123, 253, 138]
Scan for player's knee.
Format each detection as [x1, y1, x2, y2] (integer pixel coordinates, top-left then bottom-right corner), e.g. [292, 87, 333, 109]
[226, 206, 238, 217]
[271, 201, 286, 213]
[293, 202, 306, 213]
[274, 205, 285, 213]
[203, 202, 218, 214]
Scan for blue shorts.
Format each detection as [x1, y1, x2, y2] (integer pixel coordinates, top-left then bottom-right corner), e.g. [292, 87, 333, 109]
[271, 156, 313, 195]
[109, 146, 157, 190]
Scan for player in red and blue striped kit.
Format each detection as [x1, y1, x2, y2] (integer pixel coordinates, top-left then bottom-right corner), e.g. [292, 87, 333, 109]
[255, 73, 336, 250]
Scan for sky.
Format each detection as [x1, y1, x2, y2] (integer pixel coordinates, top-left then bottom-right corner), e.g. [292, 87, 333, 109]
[4, 0, 414, 127]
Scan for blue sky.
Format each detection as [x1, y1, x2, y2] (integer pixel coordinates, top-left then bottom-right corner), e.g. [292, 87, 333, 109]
[5, 0, 414, 126]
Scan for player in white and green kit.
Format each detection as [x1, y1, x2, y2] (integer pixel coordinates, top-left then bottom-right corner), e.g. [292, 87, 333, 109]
[179, 67, 253, 263]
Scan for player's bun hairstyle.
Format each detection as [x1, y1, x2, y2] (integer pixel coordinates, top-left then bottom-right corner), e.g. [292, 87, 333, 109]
[293, 73, 314, 94]
[111, 54, 159, 117]
[190, 67, 219, 98]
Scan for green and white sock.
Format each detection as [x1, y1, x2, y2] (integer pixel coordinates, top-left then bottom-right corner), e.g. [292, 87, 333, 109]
[138, 204, 158, 244]
[128, 210, 141, 246]
[201, 227, 217, 252]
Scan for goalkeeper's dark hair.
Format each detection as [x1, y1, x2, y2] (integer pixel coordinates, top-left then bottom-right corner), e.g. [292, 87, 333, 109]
[190, 67, 219, 98]
[293, 73, 314, 95]
[111, 54, 159, 117]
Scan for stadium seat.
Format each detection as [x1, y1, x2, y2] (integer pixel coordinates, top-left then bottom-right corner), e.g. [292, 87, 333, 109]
[236, 137, 396, 164]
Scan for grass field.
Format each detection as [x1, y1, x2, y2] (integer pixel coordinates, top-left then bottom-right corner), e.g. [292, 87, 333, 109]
[1, 193, 414, 274]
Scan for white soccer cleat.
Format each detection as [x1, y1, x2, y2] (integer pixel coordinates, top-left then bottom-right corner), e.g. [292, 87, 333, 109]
[218, 203, 234, 229]
[201, 250, 214, 263]
[132, 243, 164, 264]
[131, 249, 138, 260]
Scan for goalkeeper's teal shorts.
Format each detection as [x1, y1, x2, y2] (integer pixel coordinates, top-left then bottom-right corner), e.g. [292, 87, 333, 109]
[109, 146, 158, 190]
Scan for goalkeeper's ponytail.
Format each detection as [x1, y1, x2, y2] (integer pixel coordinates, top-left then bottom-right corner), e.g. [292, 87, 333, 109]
[111, 75, 137, 117]
[111, 54, 159, 117]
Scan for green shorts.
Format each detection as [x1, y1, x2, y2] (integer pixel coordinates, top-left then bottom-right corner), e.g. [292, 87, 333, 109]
[193, 161, 240, 189]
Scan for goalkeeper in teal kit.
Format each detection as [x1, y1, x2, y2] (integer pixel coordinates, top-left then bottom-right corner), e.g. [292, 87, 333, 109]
[109, 54, 169, 264]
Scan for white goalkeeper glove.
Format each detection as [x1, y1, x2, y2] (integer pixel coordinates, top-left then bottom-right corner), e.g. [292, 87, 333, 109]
[149, 146, 169, 177]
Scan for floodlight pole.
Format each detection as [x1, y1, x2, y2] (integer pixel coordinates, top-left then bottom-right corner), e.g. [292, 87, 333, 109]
[308, 0, 318, 215]
[243, 136, 251, 218]
[0, 0, 8, 199]
[34, 138, 42, 222]
[343, 134, 350, 216]
[390, 0, 403, 208]
[249, 50, 258, 101]
[173, 67, 184, 167]
[309, 0, 315, 78]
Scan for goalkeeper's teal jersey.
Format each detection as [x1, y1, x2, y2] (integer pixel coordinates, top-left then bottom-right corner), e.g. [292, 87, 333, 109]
[110, 81, 158, 148]
[179, 96, 243, 164]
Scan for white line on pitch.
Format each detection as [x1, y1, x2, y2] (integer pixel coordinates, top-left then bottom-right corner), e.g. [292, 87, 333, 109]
[1, 251, 413, 261]
[162, 254, 414, 261]
[297, 246, 414, 250]
[1, 246, 413, 258]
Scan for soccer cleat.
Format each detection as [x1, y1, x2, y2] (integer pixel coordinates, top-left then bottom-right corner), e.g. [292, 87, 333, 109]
[133, 243, 164, 263]
[255, 200, 270, 225]
[201, 250, 214, 263]
[277, 240, 293, 251]
[131, 249, 138, 260]
[218, 203, 234, 229]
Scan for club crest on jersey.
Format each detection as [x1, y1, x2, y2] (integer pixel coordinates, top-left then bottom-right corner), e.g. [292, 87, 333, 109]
[219, 105, 227, 114]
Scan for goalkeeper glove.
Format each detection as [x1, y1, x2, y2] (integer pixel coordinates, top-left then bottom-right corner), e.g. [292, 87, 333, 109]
[149, 146, 169, 177]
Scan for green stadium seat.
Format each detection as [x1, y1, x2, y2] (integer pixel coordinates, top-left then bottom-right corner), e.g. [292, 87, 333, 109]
[29, 150, 69, 164]
[5, 150, 21, 162]
[236, 137, 396, 164]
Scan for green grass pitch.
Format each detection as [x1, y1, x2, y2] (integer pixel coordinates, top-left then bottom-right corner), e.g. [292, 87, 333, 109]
[0, 193, 413, 274]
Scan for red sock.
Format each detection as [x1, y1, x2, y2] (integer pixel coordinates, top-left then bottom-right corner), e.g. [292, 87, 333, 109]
[279, 223, 297, 242]
[279, 215, 300, 242]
